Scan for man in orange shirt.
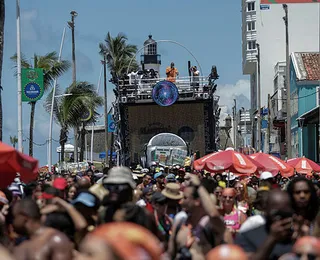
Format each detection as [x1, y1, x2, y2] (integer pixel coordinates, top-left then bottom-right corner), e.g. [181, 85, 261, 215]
[166, 62, 179, 82]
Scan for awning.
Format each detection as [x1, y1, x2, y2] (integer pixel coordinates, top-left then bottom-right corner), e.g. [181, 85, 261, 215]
[297, 105, 319, 124]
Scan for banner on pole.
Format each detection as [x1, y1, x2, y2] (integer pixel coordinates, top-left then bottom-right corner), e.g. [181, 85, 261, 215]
[21, 68, 44, 102]
[261, 0, 318, 3]
[107, 114, 115, 133]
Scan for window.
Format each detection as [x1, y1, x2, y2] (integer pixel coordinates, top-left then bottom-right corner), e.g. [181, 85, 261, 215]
[247, 21, 256, 31]
[247, 2, 255, 12]
[247, 40, 256, 50]
[147, 44, 156, 55]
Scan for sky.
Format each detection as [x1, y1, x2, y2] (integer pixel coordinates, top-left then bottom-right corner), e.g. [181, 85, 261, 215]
[2, 0, 250, 166]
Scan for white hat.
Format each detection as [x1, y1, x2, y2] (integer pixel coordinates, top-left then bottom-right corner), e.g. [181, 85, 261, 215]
[223, 172, 236, 181]
[260, 171, 273, 180]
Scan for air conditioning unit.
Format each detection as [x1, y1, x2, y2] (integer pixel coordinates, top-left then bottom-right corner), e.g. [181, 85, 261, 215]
[203, 93, 209, 99]
[121, 97, 127, 103]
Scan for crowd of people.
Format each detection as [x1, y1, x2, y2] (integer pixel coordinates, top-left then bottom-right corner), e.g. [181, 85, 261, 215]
[0, 164, 318, 259]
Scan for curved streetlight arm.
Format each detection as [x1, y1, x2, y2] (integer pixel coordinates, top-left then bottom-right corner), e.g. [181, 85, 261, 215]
[126, 40, 203, 76]
[48, 28, 66, 173]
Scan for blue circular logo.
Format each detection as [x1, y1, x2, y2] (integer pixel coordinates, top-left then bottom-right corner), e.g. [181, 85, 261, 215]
[152, 81, 179, 107]
[24, 82, 41, 100]
[109, 122, 115, 131]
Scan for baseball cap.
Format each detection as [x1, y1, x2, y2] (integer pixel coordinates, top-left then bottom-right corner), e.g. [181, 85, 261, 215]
[39, 186, 60, 199]
[72, 192, 99, 208]
[154, 172, 164, 179]
[53, 178, 68, 190]
[260, 171, 273, 181]
[166, 174, 176, 183]
[103, 167, 136, 189]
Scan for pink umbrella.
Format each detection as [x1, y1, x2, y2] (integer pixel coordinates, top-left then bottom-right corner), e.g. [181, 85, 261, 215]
[193, 149, 257, 174]
[250, 152, 294, 177]
[287, 157, 320, 175]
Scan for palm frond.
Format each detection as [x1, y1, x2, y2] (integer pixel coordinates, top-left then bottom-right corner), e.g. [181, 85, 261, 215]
[99, 32, 138, 76]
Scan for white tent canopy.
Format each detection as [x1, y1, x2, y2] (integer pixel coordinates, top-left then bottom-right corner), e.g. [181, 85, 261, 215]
[56, 144, 80, 153]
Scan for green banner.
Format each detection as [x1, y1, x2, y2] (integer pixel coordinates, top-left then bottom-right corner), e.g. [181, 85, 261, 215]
[21, 68, 44, 102]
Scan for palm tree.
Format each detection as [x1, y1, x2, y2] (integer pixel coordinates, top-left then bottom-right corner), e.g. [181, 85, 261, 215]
[99, 32, 139, 77]
[0, 0, 5, 141]
[10, 135, 18, 148]
[11, 52, 70, 157]
[45, 82, 103, 162]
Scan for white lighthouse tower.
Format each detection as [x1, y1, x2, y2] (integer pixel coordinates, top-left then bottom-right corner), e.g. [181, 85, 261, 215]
[141, 35, 161, 76]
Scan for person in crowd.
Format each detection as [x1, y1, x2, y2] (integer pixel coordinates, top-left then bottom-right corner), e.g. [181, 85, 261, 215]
[239, 188, 269, 233]
[66, 185, 77, 203]
[66, 176, 75, 188]
[234, 181, 250, 214]
[12, 199, 73, 260]
[99, 167, 136, 223]
[162, 183, 182, 219]
[77, 222, 162, 260]
[236, 189, 295, 259]
[140, 186, 154, 213]
[220, 188, 247, 237]
[214, 186, 223, 207]
[166, 173, 177, 183]
[77, 177, 91, 191]
[287, 176, 319, 232]
[168, 174, 228, 259]
[52, 177, 68, 199]
[151, 192, 172, 243]
[137, 173, 152, 190]
[292, 236, 320, 259]
[154, 172, 165, 192]
[190, 66, 200, 87]
[206, 244, 248, 260]
[259, 171, 275, 190]
[166, 62, 179, 82]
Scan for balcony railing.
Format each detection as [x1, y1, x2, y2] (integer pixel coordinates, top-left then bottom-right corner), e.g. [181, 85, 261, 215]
[117, 76, 217, 103]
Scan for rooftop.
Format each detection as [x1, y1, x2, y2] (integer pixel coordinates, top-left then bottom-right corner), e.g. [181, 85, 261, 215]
[301, 53, 320, 81]
[292, 52, 320, 81]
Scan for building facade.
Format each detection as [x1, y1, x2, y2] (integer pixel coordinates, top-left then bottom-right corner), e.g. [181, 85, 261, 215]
[290, 52, 320, 162]
[241, 0, 320, 150]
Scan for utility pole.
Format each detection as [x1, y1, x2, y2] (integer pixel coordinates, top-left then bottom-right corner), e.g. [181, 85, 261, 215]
[256, 43, 261, 152]
[16, 0, 23, 152]
[233, 99, 237, 150]
[266, 94, 271, 154]
[102, 56, 109, 166]
[68, 10, 78, 162]
[283, 4, 291, 159]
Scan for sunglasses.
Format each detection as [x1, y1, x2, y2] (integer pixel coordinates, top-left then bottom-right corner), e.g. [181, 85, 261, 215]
[223, 196, 234, 199]
[103, 184, 130, 192]
[295, 253, 316, 260]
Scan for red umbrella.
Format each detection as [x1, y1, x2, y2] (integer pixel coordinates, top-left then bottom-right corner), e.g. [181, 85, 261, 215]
[287, 157, 320, 175]
[250, 152, 294, 177]
[0, 142, 38, 188]
[193, 149, 257, 174]
[245, 155, 266, 175]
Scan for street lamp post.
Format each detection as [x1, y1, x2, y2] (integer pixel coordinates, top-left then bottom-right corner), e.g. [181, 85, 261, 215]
[283, 4, 291, 159]
[256, 43, 261, 152]
[233, 99, 237, 150]
[102, 56, 109, 166]
[48, 28, 66, 173]
[90, 66, 103, 163]
[16, 0, 23, 152]
[241, 107, 247, 147]
[68, 10, 78, 163]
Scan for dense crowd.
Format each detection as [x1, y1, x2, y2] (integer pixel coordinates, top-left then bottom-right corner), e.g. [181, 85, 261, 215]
[0, 164, 318, 259]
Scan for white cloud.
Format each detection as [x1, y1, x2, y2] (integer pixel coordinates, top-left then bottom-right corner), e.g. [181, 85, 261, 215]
[217, 79, 250, 107]
[216, 79, 250, 126]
